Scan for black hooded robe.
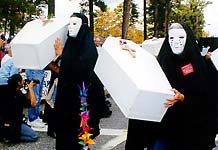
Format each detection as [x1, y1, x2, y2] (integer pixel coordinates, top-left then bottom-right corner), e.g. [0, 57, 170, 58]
[157, 23, 217, 150]
[54, 13, 105, 150]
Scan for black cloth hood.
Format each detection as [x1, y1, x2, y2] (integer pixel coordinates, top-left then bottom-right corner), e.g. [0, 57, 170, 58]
[59, 16, 98, 85]
[158, 23, 201, 62]
[71, 13, 88, 24]
[67, 13, 90, 52]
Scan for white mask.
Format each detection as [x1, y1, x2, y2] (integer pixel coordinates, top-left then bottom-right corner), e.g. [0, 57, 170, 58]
[68, 17, 82, 37]
[168, 28, 187, 55]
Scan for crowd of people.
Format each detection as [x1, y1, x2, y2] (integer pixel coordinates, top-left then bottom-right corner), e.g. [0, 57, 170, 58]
[0, 12, 218, 150]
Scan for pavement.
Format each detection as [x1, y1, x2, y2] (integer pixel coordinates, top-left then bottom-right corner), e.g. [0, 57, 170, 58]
[1, 97, 218, 150]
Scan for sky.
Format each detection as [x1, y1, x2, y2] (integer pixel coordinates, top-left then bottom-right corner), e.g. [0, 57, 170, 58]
[56, 0, 218, 37]
[103, 0, 143, 11]
[203, 0, 218, 36]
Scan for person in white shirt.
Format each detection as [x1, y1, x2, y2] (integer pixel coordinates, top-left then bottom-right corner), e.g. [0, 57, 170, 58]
[1, 44, 12, 66]
[0, 43, 19, 85]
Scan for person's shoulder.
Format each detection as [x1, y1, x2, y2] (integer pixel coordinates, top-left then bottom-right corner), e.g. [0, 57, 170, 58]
[0, 84, 9, 90]
[4, 57, 13, 64]
[1, 58, 13, 68]
[0, 85, 10, 97]
[16, 89, 27, 102]
[1, 54, 11, 65]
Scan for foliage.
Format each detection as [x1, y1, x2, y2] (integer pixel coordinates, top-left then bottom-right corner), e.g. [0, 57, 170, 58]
[94, 0, 107, 12]
[0, 0, 37, 36]
[127, 25, 144, 44]
[0, 0, 209, 41]
[130, 2, 140, 26]
[147, 0, 209, 38]
[80, 0, 107, 33]
[80, 0, 107, 15]
[94, 3, 143, 44]
[94, 10, 122, 38]
[147, 0, 169, 37]
[170, 0, 209, 38]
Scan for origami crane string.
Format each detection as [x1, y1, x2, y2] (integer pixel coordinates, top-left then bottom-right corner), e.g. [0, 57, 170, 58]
[119, 39, 136, 58]
[78, 82, 95, 150]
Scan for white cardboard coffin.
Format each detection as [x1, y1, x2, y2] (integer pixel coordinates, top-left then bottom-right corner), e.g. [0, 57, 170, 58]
[10, 17, 69, 70]
[94, 37, 174, 122]
[211, 48, 218, 70]
[141, 38, 165, 56]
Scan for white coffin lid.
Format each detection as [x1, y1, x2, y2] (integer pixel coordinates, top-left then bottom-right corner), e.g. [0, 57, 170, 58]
[10, 17, 69, 70]
[95, 37, 174, 122]
[11, 17, 69, 44]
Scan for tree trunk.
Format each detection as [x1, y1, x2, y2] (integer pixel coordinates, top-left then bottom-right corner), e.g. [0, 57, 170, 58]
[153, 3, 158, 37]
[89, 0, 94, 33]
[144, 0, 147, 40]
[122, 0, 131, 39]
[9, 19, 15, 36]
[164, 0, 170, 33]
[48, 0, 55, 17]
[3, 19, 7, 36]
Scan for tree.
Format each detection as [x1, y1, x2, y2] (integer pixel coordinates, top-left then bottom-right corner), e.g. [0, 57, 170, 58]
[89, 0, 94, 33]
[170, 0, 209, 38]
[94, 5, 143, 44]
[47, 0, 55, 18]
[122, 0, 131, 39]
[129, 2, 139, 26]
[144, 0, 147, 40]
[94, 10, 122, 38]
[146, 0, 209, 38]
[80, 0, 107, 33]
[0, 0, 37, 36]
[147, 0, 173, 38]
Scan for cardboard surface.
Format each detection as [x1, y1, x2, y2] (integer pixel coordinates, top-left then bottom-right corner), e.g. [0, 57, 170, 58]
[141, 38, 165, 56]
[11, 17, 69, 69]
[94, 37, 173, 122]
